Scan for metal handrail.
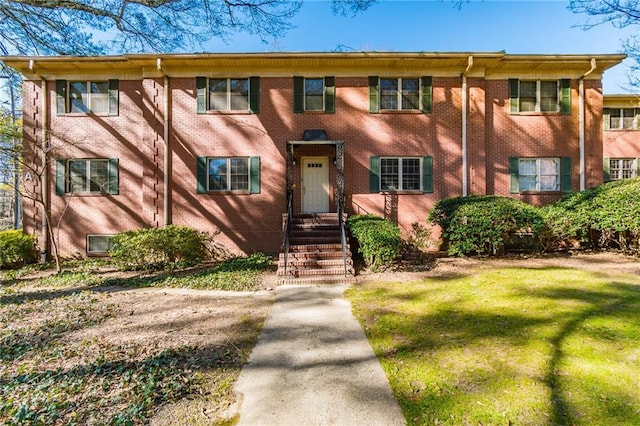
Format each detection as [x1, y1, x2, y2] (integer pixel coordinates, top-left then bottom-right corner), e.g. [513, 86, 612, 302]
[338, 198, 348, 277]
[282, 190, 293, 276]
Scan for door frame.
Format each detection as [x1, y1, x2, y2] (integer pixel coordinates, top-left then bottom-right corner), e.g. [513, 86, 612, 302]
[301, 156, 330, 213]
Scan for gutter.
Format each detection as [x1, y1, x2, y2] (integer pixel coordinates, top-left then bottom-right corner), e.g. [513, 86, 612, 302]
[461, 55, 473, 196]
[579, 58, 597, 191]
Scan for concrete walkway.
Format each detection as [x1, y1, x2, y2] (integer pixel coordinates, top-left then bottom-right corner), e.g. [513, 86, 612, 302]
[233, 284, 405, 426]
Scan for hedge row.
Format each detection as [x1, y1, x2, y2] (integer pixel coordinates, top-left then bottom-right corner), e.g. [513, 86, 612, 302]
[430, 177, 640, 256]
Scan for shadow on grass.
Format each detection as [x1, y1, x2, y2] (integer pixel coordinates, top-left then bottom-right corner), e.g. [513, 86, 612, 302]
[354, 268, 640, 425]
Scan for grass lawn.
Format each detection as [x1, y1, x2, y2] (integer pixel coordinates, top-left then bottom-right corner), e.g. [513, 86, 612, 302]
[346, 258, 640, 425]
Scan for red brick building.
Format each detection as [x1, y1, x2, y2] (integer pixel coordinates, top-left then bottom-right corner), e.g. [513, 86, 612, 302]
[603, 94, 640, 181]
[2, 52, 626, 257]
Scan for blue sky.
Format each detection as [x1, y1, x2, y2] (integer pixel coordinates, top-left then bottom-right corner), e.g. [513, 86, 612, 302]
[205, 0, 636, 94]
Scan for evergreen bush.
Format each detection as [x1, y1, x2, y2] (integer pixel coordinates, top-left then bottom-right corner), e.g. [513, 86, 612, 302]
[429, 195, 545, 256]
[0, 230, 37, 268]
[347, 214, 401, 270]
[109, 225, 211, 271]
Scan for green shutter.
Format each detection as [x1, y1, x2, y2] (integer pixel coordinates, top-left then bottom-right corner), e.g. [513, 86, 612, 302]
[508, 79, 519, 114]
[108, 79, 119, 116]
[509, 157, 520, 193]
[293, 76, 304, 113]
[369, 156, 380, 193]
[324, 76, 335, 114]
[636, 158, 640, 178]
[107, 158, 119, 194]
[422, 156, 433, 193]
[196, 156, 207, 193]
[250, 156, 260, 194]
[635, 109, 640, 130]
[560, 79, 571, 115]
[55, 80, 67, 115]
[196, 77, 207, 113]
[421, 76, 433, 113]
[55, 159, 66, 196]
[249, 77, 260, 113]
[603, 157, 611, 182]
[603, 108, 610, 130]
[369, 76, 379, 113]
[561, 157, 572, 193]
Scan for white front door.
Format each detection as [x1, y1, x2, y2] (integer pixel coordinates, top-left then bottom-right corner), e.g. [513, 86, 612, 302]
[302, 156, 329, 213]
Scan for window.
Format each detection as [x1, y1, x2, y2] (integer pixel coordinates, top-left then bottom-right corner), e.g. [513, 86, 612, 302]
[509, 79, 570, 114]
[380, 158, 421, 191]
[369, 156, 433, 193]
[509, 157, 572, 193]
[293, 77, 335, 113]
[55, 158, 119, 195]
[518, 158, 559, 191]
[87, 235, 114, 254]
[606, 158, 638, 181]
[369, 76, 432, 113]
[196, 76, 259, 113]
[380, 78, 420, 110]
[196, 156, 261, 194]
[604, 108, 638, 130]
[209, 78, 249, 111]
[55, 79, 119, 115]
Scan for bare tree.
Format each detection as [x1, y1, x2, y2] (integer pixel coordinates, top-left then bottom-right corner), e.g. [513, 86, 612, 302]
[0, 0, 377, 55]
[569, 0, 640, 87]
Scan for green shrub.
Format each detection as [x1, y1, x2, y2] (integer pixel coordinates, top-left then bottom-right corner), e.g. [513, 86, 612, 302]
[347, 215, 401, 270]
[109, 225, 211, 271]
[0, 230, 37, 268]
[544, 177, 640, 253]
[429, 195, 545, 256]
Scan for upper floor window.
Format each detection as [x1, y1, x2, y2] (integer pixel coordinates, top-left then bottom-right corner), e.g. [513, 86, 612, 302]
[509, 79, 570, 115]
[509, 157, 572, 193]
[380, 78, 420, 110]
[55, 158, 119, 195]
[369, 155, 433, 193]
[604, 108, 638, 130]
[196, 77, 260, 114]
[209, 78, 249, 111]
[293, 76, 335, 113]
[55, 79, 119, 115]
[369, 76, 432, 113]
[605, 158, 638, 181]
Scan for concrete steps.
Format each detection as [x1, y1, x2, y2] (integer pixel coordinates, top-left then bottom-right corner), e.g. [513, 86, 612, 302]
[277, 213, 355, 284]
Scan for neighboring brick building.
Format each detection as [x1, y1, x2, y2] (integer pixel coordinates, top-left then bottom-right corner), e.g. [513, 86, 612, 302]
[603, 94, 640, 181]
[1, 52, 627, 257]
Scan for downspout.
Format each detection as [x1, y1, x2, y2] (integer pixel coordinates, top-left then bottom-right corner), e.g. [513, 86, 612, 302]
[461, 56, 473, 196]
[158, 58, 171, 226]
[579, 58, 597, 191]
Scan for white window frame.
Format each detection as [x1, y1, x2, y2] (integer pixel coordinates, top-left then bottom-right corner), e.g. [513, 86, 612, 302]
[380, 157, 422, 191]
[304, 78, 325, 111]
[379, 78, 421, 111]
[518, 158, 560, 191]
[67, 159, 110, 194]
[69, 81, 109, 113]
[519, 80, 560, 113]
[609, 158, 637, 180]
[207, 157, 251, 192]
[608, 108, 636, 130]
[208, 78, 250, 111]
[87, 234, 115, 255]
